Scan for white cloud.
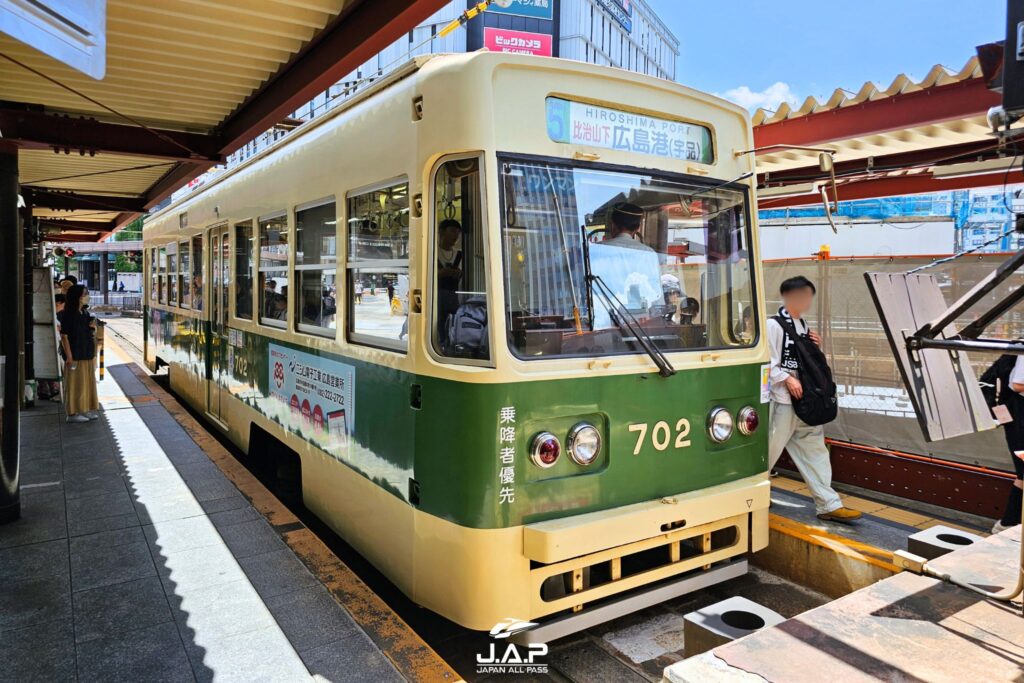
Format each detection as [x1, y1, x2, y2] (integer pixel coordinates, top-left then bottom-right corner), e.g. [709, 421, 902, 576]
[717, 82, 800, 112]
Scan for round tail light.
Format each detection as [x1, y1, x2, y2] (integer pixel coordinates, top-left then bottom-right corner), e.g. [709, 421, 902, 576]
[567, 423, 602, 465]
[738, 406, 760, 435]
[707, 407, 734, 443]
[530, 432, 561, 468]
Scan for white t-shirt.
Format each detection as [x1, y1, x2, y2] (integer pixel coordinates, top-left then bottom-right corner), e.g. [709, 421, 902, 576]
[1009, 356, 1024, 389]
[767, 311, 809, 405]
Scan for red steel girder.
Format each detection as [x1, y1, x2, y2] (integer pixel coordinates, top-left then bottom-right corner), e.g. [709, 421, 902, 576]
[759, 139, 1001, 186]
[753, 78, 1001, 152]
[759, 168, 1024, 209]
[218, 0, 449, 156]
[0, 107, 222, 162]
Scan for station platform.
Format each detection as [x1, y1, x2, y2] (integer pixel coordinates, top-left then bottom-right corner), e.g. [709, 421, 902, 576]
[664, 524, 1022, 682]
[0, 339, 458, 682]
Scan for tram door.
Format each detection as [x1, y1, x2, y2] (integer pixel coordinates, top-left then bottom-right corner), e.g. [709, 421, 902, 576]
[206, 227, 230, 423]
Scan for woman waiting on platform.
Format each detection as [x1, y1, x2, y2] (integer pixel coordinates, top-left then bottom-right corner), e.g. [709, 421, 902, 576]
[59, 284, 99, 423]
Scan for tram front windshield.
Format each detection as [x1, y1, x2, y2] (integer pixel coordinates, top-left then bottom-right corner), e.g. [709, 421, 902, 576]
[501, 159, 757, 359]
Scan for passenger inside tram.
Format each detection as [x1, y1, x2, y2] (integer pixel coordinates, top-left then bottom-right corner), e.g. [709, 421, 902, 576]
[436, 217, 463, 347]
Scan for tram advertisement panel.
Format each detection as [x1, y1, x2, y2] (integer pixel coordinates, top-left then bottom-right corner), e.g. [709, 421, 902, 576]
[268, 343, 355, 451]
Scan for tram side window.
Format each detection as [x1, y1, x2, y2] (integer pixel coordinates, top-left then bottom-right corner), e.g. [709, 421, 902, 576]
[346, 181, 409, 351]
[179, 240, 191, 308]
[295, 200, 337, 335]
[157, 246, 167, 304]
[191, 235, 203, 311]
[259, 214, 289, 326]
[149, 248, 158, 302]
[235, 221, 254, 320]
[432, 157, 488, 361]
[167, 242, 178, 305]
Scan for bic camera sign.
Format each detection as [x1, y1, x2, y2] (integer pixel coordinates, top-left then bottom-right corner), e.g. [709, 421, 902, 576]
[476, 619, 548, 675]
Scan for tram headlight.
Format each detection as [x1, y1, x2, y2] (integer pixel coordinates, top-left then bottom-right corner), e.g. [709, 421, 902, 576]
[566, 423, 602, 466]
[707, 407, 734, 443]
[737, 406, 760, 436]
[530, 432, 561, 468]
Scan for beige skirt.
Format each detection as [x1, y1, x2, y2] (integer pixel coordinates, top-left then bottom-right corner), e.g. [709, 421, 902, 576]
[65, 358, 99, 416]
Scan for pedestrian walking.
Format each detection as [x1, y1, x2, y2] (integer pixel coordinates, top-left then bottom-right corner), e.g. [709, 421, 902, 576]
[768, 276, 861, 523]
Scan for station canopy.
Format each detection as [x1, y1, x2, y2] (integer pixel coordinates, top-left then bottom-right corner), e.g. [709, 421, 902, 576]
[752, 56, 1024, 209]
[0, 0, 447, 241]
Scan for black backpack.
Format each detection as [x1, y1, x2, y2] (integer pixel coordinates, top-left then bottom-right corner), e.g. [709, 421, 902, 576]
[444, 296, 489, 359]
[774, 315, 838, 426]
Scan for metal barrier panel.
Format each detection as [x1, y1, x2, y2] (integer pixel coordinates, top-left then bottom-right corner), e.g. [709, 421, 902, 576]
[763, 255, 1024, 471]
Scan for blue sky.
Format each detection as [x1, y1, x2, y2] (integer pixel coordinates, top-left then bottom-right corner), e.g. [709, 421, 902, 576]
[644, 0, 1007, 112]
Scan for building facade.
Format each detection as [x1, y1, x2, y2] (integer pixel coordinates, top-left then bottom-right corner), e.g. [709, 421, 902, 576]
[169, 0, 678, 202]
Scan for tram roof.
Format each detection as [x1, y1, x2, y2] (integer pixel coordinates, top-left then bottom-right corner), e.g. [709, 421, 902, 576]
[1, 0, 448, 242]
[751, 55, 1024, 208]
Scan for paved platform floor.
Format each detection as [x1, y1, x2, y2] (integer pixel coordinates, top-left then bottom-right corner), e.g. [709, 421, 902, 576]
[664, 525, 1022, 682]
[0, 356, 408, 681]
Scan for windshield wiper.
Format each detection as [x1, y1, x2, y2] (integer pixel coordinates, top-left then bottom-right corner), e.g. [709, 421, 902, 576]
[580, 228, 676, 378]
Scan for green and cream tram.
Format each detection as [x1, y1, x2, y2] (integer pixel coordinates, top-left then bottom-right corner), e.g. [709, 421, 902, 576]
[144, 52, 770, 631]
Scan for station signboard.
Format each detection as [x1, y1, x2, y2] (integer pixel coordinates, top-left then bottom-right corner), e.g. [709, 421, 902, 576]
[596, 0, 632, 32]
[484, 27, 553, 57]
[485, 0, 554, 21]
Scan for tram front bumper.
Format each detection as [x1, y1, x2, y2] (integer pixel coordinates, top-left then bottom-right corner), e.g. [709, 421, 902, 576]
[524, 474, 771, 564]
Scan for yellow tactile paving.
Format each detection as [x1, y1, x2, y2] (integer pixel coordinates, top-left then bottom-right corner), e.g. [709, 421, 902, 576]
[770, 476, 808, 493]
[871, 506, 934, 527]
[915, 519, 989, 536]
[838, 495, 889, 514]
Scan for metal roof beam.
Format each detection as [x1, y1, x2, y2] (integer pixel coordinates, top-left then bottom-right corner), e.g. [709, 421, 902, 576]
[38, 219, 116, 232]
[753, 79, 1001, 153]
[23, 188, 146, 213]
[217, 0, 448, 155]
[0, 106, 223, 162]
[759, 168, 1024, 209]
[759, 139, 1002, 186]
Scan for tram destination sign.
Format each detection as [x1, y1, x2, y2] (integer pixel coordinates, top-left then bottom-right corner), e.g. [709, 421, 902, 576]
[546, 97, 714, 164]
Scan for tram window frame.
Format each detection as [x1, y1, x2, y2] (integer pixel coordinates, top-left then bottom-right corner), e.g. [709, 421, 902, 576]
[294, 197, 338, 338]
[149, 247, 158, 302]
[428, 153, 493, 367]
[179, 240, 191, 308]
[258, 212, 289, 328]
[191, 234, 203, 312]
[167, 242, 178, 306]
[345, 177, 410, 353]
[157, 246, 167, 304]
[234, 220, 255, 322]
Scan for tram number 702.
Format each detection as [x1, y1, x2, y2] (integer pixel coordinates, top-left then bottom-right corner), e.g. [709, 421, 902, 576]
[628, 419, 692, 455]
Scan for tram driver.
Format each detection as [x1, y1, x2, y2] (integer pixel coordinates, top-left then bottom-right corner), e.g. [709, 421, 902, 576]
[603, 202, 654, 253]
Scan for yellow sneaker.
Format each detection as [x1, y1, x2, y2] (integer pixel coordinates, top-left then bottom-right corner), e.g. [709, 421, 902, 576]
[817, 507, 862, 523]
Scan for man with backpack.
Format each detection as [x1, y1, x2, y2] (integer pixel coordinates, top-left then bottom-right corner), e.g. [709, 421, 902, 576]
[768, 276, 861, 523]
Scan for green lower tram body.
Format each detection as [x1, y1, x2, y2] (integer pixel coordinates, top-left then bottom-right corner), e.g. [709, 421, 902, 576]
[146, 307, 770, 629]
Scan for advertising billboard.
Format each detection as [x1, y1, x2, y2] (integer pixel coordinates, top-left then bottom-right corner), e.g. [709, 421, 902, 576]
[485, 0, 554, 21]
[484, 27, 553, 57]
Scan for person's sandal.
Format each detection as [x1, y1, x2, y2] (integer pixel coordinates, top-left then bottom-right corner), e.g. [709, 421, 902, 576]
[817, 507, 862, 523]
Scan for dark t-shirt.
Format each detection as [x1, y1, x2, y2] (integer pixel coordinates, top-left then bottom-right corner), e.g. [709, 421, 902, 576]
[58, 309, 96, 361]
